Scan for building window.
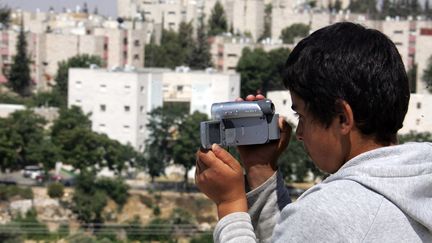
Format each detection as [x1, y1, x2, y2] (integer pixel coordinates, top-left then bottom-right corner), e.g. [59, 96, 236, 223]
[140, 106, 144, 112]
[100, 84, 107, 92]
[123, 125, 130, 133]
[123, 37, 128, 45]
[231, 87, 235, 93]
[168, 11, 176, 15]
[417, 102, 421, 109]
[134, 40, 140, 46]
[124, 106, 130, 112]
[283, 99, 287, 105]
[416, 119, 420, 125]
[100, 104, 106, 111]
[177, 85, 183, 92]
[227, 53, 237, 57]
[395, 42, 403, 46]
[140, 86, 145, 93]
[76, 81, 82, 88]
[124, 85, 131, 92]
[75, 99, 81, 103]
[123, 51, 128, 59]
[139, 125, 144, 132]
[394, 30, 403, 34]
[133, 54, 140, 60]
[99, 124, 106, 131]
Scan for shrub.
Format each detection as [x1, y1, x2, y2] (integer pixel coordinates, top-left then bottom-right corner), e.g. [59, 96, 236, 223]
[96, 178, 129, 207]
[47, 182, 64, 198]
[153, 206, 161, 216]
[139, 195, 153, 208]
[0, 185, 33, 201]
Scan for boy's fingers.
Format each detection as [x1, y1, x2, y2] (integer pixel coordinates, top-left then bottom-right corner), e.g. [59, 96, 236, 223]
[245, 95, 256, 101]
[211, 144, 240, 170]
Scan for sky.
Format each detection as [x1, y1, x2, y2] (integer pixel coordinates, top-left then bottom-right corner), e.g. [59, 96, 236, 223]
[1, 0, 117, 17]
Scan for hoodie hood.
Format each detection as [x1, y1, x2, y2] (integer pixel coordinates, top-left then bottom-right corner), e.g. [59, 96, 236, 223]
[324, 142, 432, 231]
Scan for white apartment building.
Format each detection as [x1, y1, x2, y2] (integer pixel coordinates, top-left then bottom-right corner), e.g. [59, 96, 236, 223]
[118, 0, 199, 32]
[210, 35, 292, 74]
[414, 22, 432, 94]
[0, 10, 146, 92]
[118, 0, 266, 41]
[231, 0, 265, 40]
[68, 67, 164, 152]
[162, 67, 241, 117]
[267, 91, 432, 134]
[68, 67, 239, 150]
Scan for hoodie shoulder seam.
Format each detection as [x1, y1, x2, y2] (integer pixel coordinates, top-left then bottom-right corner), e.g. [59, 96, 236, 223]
[361, 196, 384, 242]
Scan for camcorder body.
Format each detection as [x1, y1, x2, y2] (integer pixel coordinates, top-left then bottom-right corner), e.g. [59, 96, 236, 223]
[200, 99, 280, 149]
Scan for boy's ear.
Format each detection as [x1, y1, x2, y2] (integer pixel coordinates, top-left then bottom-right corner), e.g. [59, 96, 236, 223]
[337, 100, 354, 134]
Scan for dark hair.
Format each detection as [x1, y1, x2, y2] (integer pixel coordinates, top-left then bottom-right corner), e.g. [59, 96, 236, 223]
[283, 22, 410, 144]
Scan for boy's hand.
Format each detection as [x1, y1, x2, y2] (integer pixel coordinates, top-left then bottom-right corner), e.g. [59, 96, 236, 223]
[236, 94, 292, 189]
[195, 144, 247, 219]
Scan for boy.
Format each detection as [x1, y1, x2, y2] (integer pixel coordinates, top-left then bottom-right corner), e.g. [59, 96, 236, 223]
[195, 22, 432, 242]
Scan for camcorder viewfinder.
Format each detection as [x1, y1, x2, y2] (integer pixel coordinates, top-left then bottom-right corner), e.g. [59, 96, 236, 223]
[200, 99, 280, 149]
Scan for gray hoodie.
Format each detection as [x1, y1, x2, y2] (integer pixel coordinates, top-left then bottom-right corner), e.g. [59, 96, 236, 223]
[214, 142, 432, 242]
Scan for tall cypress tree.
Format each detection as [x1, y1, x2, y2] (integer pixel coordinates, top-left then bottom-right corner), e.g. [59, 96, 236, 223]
[8, 20, 32, 96]
[208, 1, 228, 36]
[188, 17, 212, 69]
[426, 0, 432, 19]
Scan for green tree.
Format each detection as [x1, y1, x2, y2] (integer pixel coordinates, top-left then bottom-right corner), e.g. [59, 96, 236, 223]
[407, 64, 417, 93]
[348, 0, 378, 17]
[51, 106, 92, 141]
[265, 48, 291, 92]
[423, 56, 432, 93]
[0, 5, 11, 29]
[52, 106, 136, 174]
[28, 91, 65, 108]
[179, 21, 195, 65]
[142, 106, 187, 182]
[96, 177, 130, 208]
[334, 0, 342, 11]
[0, 117, 19, 171]
[259, 4, 272, 41]
[398, 131, 432, 143]
[236, 47, 290, 96]
[161, 29, 185, 68]
[280, 23, 310, 44]
[7, 21, 32, 96]
[425, 0, 432, 19]
[236, 48, 271, 96]
[72, 173, 107, 225]
[188, 17, 212, 69]
[7, 110, 47, 169]
[54, 54, 103, 106]
[144, 43, 169, 68]
[173, 111, 208, 189]
[208, 1, 228, 36]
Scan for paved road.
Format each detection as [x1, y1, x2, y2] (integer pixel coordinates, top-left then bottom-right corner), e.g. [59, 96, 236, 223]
[0, 171, 36, 186]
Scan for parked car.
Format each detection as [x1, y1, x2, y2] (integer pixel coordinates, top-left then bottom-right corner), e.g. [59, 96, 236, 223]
[35, 173, 76, 187]
[21, 165, 43, 179]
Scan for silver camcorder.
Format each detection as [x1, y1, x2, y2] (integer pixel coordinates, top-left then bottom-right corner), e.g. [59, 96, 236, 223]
[200, 99, 280, 149]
